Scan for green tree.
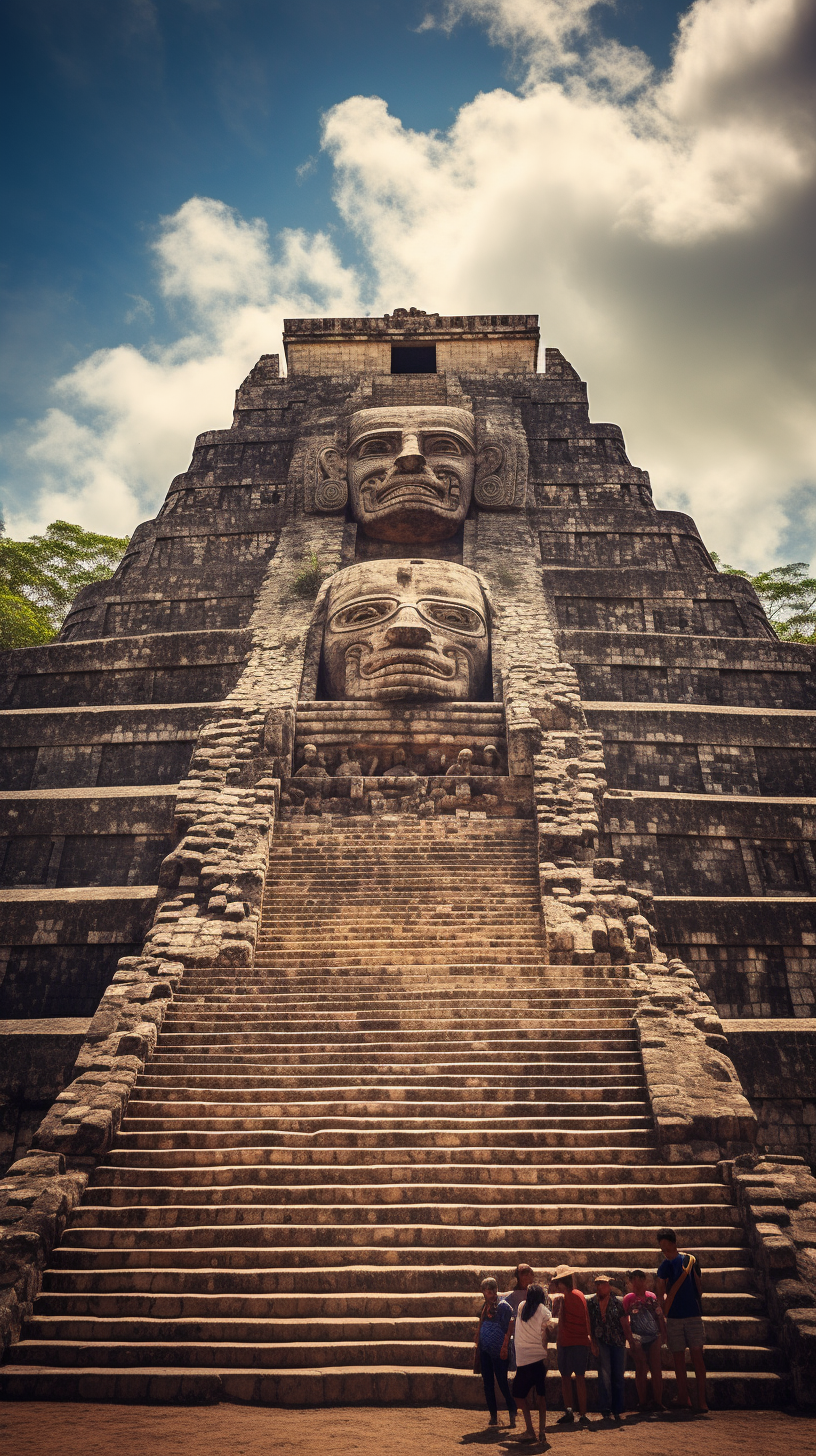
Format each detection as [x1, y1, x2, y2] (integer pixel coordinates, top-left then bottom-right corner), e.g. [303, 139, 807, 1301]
[712, 555, 816, 643]
[0, 519, 130, 649]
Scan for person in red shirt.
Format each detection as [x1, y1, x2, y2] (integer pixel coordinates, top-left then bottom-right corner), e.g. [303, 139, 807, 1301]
[549, 1264, 592, 1425]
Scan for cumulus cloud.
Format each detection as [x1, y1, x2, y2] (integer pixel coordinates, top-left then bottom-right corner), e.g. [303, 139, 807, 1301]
[321, 0, 816, 565]
[4, 0, 816, 566]
[3, 199, 362, 538]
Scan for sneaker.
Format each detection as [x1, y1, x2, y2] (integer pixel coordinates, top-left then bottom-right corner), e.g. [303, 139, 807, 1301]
[556, 1411, 575, 1425]
[601, 1411, 612, 1421]
[577, 1415, 591, 1427]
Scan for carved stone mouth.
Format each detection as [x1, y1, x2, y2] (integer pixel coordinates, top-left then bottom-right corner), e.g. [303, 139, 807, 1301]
[357, 651, 456, 680]
[374, 475, 451, 507]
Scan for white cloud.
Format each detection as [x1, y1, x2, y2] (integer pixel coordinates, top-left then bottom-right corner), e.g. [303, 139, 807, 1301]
[320, 0, 816, 566]
[2, 199, 362, 538]
[3, 0, 816, 568]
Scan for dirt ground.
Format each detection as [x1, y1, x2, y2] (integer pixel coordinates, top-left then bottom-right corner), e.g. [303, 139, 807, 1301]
[2, 1405, 816, 1456]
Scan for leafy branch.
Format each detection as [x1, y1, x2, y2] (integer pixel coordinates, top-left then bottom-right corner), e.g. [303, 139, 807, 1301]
[712, 554, 816, 643]
[0, 519, 130, 649]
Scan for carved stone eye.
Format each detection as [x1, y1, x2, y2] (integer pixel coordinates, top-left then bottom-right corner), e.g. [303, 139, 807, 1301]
[331, 598, 396, 629]
[424, 437, 461, 455]
[420, 600, 484, 634]
[358, 439, 393, 458]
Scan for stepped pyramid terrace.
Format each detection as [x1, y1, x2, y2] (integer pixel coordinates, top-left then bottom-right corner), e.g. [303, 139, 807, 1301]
[0, 309, 814, 1408]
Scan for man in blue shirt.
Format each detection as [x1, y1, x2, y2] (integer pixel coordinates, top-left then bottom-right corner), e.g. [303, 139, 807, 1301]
[655, 1227, 708, 1413]
[475, 1277, 518, 1427]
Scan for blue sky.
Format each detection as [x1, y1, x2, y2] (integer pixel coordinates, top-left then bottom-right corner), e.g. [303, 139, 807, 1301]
[1, 0, 814, 567]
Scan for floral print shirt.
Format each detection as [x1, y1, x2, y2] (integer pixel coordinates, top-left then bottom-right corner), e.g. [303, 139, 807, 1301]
[588, 1293, 627, 1347]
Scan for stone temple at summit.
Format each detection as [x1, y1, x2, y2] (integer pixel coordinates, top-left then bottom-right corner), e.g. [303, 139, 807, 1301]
[0, 310, 814, 1406]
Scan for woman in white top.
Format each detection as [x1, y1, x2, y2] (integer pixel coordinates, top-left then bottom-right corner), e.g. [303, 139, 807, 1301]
[511, 1283, 553, 1445]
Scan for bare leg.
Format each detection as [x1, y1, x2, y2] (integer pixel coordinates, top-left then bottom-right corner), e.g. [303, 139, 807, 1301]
[647, 1340, 664, 1408]
[690, 1347, 708, 1412]
[671, 1351, 691, 1408]
[560, 1374, 573, 1412]
[518, 1396, 536, 1437]
[574, 1374, 588, 1417]
[632, 1346, 648, 1406]
[536, 1393, 548, 1442]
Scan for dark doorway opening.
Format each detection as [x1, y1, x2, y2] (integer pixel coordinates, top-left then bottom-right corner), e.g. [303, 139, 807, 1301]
[391, 345, 437, 374]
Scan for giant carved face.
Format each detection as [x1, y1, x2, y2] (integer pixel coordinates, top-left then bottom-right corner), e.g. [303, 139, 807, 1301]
[322, 559, 489, 702]
[347, 406, 475, 542]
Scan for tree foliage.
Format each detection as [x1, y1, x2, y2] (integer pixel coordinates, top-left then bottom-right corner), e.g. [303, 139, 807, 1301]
[0, 520, 130, 649]
[713, 555, 816, 643]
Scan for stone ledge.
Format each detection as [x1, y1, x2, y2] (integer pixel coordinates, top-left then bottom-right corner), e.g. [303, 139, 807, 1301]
[0, 1020, 91, 1037]
[722, 1019, 816, 1033]
[0, 786, 178, 802]
[0, 886, 157, 902]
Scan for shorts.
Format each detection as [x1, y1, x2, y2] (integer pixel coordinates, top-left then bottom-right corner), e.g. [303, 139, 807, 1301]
[557, 1345, 589, 1377]
[666, 1316, 705, 1353]
[513, 1360, 547, 1401]
[631, 1335, 658, 1353]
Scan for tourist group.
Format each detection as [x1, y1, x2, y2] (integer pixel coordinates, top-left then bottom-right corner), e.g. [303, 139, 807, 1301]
[474, 1229, 707, 1443]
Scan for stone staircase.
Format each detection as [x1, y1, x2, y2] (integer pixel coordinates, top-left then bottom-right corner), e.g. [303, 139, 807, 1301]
[0, 816, 787, 1404]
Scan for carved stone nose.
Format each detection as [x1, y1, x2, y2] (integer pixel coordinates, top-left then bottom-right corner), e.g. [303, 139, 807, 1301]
[385, 622, 432, 647]
[394, 433, 425, 473]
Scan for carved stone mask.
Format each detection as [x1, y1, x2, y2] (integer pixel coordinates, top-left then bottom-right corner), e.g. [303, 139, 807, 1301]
[346, 406, 475, 542]
[322, 559, 489, 702]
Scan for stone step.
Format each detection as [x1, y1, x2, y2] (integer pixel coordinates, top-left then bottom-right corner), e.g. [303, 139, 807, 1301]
[34, 1288, 761, 1318]
[259, 910, 543, 920]
[255, 924, 543, 934]
[143, 1057, 645, 1075]
[90, 1161, 721, 1188]
[264, 879, 539, 886]
[179, 991, 631, 1003]
[164, 1000, 636, 1017]
[184, 982, 632, 996]
[262, 894, 543, 904]
[143, 1053, 639, 1068]
[170, 986, 614, 1001]
[119, 1097, 652, 1120]
[16, 1313, 775, 1351]
[111, 1112, 655, 1135]
[135, 1072, 648, 1090]
[109, 1132, 660, 1152]
[4, 1337, 781, 1374]
[188, 996, 625, 1008]
[0, 1365, 789, 1408]
[68, 1200, 736, 1230]
[127, 1086, 646, 1106]
[59, 1223, 743, 1251]
[83, 1181, 729, 1208]
[101, 1144, 664, 1168]
[160, 1021, 636, 1036]
[259, 917, 544, 928]
[41, 1261, 755, 1295]
[150, 1032, 639, 1049]
[250, 959, 555, 970]
[42, 1246, 757, 1281]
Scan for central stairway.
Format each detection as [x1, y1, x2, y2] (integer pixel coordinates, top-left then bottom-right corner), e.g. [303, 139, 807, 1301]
[1, 816, 786, 1404]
